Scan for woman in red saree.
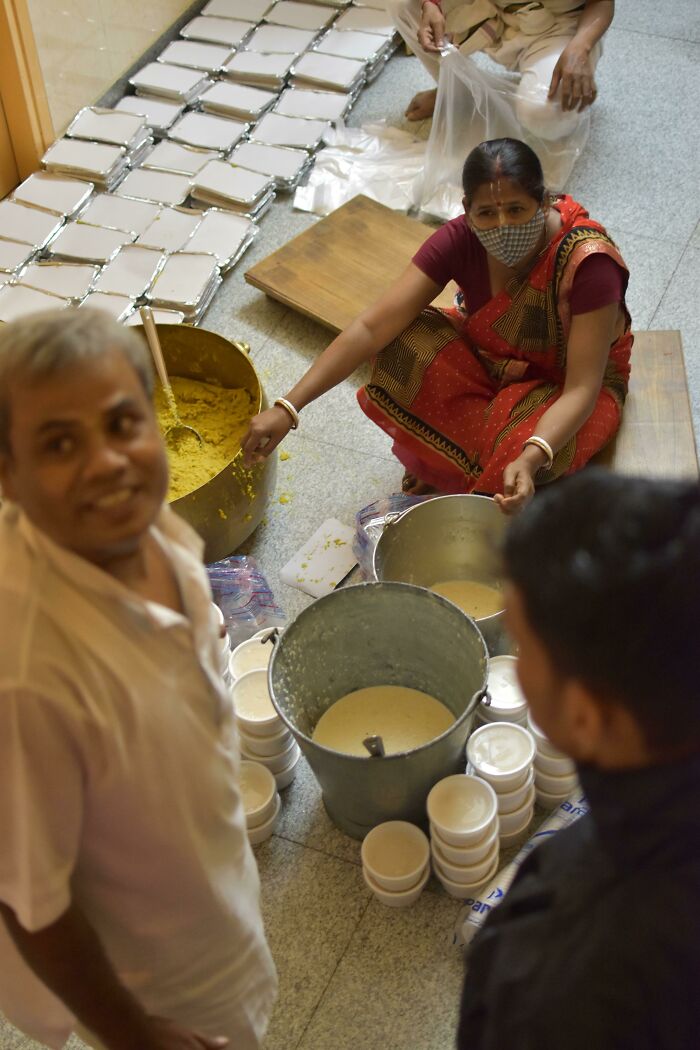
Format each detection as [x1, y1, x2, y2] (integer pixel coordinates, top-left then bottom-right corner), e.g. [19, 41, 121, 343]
[243, 138, 632, 515]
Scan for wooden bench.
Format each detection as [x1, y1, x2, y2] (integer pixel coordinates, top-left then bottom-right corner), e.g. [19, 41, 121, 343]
[246, 195, 698, 479]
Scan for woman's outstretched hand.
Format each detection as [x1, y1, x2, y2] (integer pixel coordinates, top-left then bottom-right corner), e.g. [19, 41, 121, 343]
[494, 456, 537, 516]
[242, 406, 293, 466]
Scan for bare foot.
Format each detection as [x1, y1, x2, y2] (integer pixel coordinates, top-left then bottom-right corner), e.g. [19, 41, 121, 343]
[405, 88, 437, 121]
[402, 471, 438, 496]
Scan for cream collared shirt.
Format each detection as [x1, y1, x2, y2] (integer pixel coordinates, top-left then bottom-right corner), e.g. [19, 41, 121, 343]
[0, 503, 276, 1049]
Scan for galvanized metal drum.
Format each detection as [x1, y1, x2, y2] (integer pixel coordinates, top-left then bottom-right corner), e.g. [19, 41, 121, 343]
[268, 582, 488, 838]
[140, 324, 276, 562]
[372, 494, 511, 656]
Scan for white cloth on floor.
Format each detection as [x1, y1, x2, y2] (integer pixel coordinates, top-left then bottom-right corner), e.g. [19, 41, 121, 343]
[0, 503, 276, 1050]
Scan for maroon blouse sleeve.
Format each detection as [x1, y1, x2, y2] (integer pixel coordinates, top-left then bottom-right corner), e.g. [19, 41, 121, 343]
[569, 253, 626, 315]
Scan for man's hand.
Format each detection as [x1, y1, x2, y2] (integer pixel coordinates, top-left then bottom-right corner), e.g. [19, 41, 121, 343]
[241, 406, 293, 466]
[111, 1015, 228, 1050]
[418, 2, 448, 52]
[493, 455, 537, 516]
[548, 42, 598, 111]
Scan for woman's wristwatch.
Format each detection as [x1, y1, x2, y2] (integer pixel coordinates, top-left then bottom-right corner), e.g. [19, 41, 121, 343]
[274, 397, 300, 430]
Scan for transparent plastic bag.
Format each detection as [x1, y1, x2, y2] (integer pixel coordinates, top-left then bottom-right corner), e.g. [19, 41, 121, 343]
[415, 45, 590, 221]
[207, 555, 285, 648]
[353, 493, 434, 578]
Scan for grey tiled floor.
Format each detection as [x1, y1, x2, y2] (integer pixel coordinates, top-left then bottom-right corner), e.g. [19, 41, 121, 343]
[3, 1, 699, 1048]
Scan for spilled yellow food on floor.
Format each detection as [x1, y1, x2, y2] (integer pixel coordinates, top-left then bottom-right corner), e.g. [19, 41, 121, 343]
[155, 377, 254, 501]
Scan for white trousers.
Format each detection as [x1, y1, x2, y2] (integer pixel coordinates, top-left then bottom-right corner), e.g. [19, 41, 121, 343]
[386, 0, 601, 142]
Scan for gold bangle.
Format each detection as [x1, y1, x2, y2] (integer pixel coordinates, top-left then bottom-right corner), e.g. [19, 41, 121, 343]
[274, 397, 299, 430]
[523, 435, 554, 471]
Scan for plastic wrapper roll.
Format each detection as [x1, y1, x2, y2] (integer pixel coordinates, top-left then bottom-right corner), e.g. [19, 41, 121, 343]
[415, 45, 591, 221]
[453, 790, 589, 949]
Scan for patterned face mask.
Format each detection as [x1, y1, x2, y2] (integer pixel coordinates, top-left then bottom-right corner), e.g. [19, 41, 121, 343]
[472, 208, 546, 267]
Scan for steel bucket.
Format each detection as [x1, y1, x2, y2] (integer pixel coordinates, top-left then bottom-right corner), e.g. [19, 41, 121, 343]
[139, 324, 276, 563]
[372, 494, 511, 656]
[268, 582, 488, 838]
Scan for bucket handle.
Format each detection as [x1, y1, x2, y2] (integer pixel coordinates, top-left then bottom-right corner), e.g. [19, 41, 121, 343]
[260, 628, 280, 646]
[469, 686, 489, 713]
[382, 510, 407, 529]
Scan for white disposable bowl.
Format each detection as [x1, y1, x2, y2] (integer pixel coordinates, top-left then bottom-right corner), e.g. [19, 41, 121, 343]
[482, 656, 528, 722]
[361, 821, 431, 893]
[526, 711, 561, 758]
[433, 852, 499, 899]
[498, 803, 533, 845]
[431, 835, 498, 884]
[229, 636, 273, 681]
[498, 788, 534, 835]
[426, 775, 499, 846]
[534, 749, 575, 776]
[429, 820, 498, 865]
[466, 722, 535, 791]
[239, 760, 278, 828]
[536, 785, 575, 809]
[247, 792, 281, 846]
[274, 746, 301, 790]
[232, 669, 281, 736]
[496, 767, 535, 814]
[534, 767, 579, 795]
[363, 861, 430, 908]
[241, 737, 300, 774]
[212, 602, 225, 626]
[239, 722, 293, 758]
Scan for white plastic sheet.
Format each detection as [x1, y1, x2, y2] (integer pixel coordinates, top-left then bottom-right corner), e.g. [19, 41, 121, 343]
[415, 45, 590, 220]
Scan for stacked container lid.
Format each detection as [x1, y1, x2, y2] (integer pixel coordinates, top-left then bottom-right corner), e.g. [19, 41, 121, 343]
[230, 634, 301, 790]
[528, 712, 580, 808]
[426, 774, 501, 898]
[466, 722, 536, 848]
[475, 655, 528, 728]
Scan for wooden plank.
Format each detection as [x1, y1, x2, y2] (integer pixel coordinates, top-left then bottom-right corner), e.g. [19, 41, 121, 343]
[245, 195, 698, 480]
[594, 330, 698, 478]
[245, 194, 455, 328]
[0, 0, 54, 180]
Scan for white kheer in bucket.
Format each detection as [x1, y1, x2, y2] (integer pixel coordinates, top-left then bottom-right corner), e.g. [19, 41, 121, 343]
[426, 774, 498, 846]
[481, 656, 528, 724]
[311, 684, 455, 757]
[430, 580, 503, 620]
[232, 669, 280, 736]
[467, 722, 535, 791]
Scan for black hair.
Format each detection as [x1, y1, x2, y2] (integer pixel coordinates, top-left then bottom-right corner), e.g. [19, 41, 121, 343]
[503, 469, 700, 754]
[462, 138, 545, 206]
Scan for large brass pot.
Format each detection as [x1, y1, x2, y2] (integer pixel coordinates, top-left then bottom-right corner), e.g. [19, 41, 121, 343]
[139, 324, 276, 563]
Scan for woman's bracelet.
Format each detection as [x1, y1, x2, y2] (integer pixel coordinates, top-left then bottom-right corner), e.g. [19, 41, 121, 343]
[523, 435, 554, 471]
[274, 397, 300, 430]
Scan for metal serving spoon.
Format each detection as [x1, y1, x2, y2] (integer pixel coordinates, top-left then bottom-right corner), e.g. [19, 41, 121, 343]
[139, 306, 202, 446]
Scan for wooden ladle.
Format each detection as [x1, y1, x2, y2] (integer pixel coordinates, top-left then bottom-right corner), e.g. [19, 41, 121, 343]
[140, 306, 202, 446]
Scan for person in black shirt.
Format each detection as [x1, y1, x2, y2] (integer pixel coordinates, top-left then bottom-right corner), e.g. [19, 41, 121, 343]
[458, 469, 700, 1050]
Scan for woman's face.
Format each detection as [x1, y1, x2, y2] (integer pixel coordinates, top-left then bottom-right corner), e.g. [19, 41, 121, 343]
[464, 177, 542, 230]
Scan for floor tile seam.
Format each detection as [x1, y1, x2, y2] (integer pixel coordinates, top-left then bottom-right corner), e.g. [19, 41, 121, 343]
[647, 238, 699, 329]
[291, 894, 375, 1050]
[272, 830, 362, 867]
[606, 24, 700, 45]
[286, 428, 399, 465]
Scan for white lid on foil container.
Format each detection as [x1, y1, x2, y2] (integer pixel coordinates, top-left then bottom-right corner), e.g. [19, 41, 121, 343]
[136, 206, 204, 252]
[185, 209, 257, 269]
[193, 160, 273, 206]
[93, 245, 166, 299]
[201, 0, 272, 20]
[0, 239, 37, 275]
[246, 24, 318, 54]
[0, 201, 64, 250]
[230, 140, 309, 181]
[80, 193, 161, 236]
[114, 95, 184, 133]
[0, 284, 70, 324]
[292, 51, 365, 90]
[129, 63, 210, 102]
[334, 6, 396, 35]
[199, 81, 277, 120]
[114, 169, 192, 206]
[315, 28, 388, 62]
[79, 291, 136, 323]
[181, 15, 252, 47]
[158, 40, 234, 73]
[42, 138, 126, 178]
[273, 86, 351, 121]
[12, 171, 94, 218]
[223, 50, 296, 86]
[168, 111, 248, 152]
[20, 261, 99, 301]
[265, 2, 338, 30]
[142, 141, 221, 177]
[66, 106, 149, 149]
[147, 252, 220, 312]
[47, 222, 135, 264]
[252, 111, 328, 150]
[125, 307, 185, 326]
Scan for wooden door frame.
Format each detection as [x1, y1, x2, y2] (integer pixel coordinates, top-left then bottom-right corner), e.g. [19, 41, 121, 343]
[0, 0, 54, 183]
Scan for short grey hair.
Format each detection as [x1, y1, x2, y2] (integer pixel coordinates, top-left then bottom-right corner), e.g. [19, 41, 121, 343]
[0, 308, 154, 453]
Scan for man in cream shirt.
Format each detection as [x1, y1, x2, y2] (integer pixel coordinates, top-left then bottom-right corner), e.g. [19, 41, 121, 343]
[0, 309, 276, 1050]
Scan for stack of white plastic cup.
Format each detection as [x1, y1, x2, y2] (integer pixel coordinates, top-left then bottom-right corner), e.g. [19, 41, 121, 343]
[212, 603, 232, 687]
[426, 775, 500, 898]
[231, 668, 301, 790]
[240, 760, 281, 846]
[360, 822, 431, 908]
[527, 712, 579, 807]
[466, 722, 536, 848]
[474, 655, 528, 729]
